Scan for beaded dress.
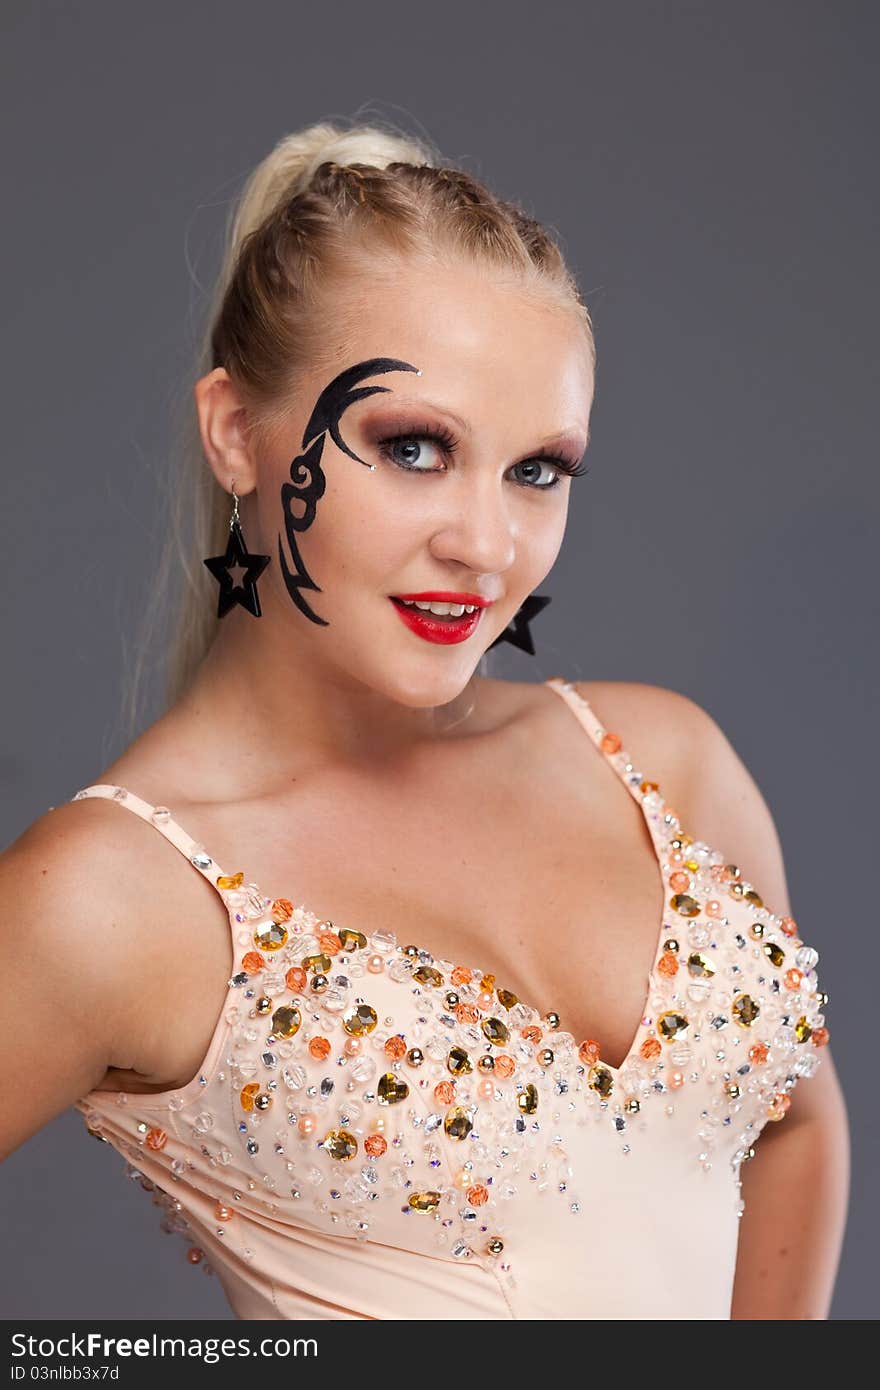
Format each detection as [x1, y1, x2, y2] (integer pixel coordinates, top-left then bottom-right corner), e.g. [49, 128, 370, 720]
[71, 677, 830, 1320]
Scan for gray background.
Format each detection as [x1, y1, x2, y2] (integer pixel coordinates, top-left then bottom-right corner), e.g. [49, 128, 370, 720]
[2, 0, 875, 1321]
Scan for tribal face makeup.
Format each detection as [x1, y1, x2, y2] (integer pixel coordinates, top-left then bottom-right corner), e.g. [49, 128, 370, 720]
[278, 356, 422, 626]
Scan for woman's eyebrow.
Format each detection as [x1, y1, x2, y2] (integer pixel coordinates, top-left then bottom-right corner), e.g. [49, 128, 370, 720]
[367, 397, 472, 433]
[541, 424, 591, 453]
[363, 396, 589, 453]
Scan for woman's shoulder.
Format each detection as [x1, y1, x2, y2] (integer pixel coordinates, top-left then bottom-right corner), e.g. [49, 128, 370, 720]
[558, 677, 785, 899]
[4, 763, 227, 995]
[568, 677, 712, 741]
[0, 797, 166, 1114]
[568, 676, 770, 826]
[552, 676, 715, 786]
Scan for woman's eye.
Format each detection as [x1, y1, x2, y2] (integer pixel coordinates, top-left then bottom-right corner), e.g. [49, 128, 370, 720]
[376, 430, 568, 489]
[511, 459, 562, 489]
[380, 435, 444, 471]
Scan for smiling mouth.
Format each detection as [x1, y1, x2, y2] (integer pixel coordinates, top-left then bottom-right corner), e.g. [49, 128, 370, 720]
[388, 596, 484, 643]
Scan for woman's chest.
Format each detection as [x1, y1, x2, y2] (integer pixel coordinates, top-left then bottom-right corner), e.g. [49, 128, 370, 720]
[212, 737, 669, 1074]
[112, 715, 668, 1095]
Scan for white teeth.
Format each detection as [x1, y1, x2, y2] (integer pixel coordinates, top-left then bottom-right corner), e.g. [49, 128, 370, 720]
[396, 599, 477, 616]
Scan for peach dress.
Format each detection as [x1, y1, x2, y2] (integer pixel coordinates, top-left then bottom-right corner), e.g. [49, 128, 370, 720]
[71, 677, 830, 1319]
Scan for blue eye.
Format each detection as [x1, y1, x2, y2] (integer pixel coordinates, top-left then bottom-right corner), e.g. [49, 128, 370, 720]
[380, 434, 448, 472]
[511, 458, 568, 490]
[376, 427, 588, 490]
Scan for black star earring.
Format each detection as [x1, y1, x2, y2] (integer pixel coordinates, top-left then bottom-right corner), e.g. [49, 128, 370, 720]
[203, 481, 271, 619]
[487, 592, 552, 654]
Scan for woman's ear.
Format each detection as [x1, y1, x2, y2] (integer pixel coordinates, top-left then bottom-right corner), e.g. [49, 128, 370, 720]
[193, 368, 259, 493]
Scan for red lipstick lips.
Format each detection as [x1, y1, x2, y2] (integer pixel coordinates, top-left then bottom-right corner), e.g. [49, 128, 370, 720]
[388, 591, 490, 645]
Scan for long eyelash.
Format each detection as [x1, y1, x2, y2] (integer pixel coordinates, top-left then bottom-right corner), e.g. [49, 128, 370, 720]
[377, 424, 460, 457]
[376, 426, 589, 488]
[531, 452, 590, 479]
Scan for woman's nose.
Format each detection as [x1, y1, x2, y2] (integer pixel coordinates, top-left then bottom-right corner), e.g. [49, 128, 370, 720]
[427, 480, 517, 576]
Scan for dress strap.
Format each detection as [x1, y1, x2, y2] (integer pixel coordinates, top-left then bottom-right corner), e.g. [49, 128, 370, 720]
[70, 783, 234, 899]
[542, 677, 650, 810]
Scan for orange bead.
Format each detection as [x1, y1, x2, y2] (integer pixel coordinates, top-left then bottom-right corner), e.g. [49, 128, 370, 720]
[239, 1082, 261, 1112]
[657, 950, 678, 978]
[145, 1127, 167, 1151]
[455, 1003, 480, 1025]
[779, 915, 798, 937]
[451, 965, 473, 985]
[318, 931, 342, 954]
[811, 1027, 830, 1048]
[241, 951, 265, 975]
[186, 1247, 204, 1264]
[285, 966, 307, 992]
[494, 1054, 516, 1078]
[783, 967, 804, 990]
[767, 1091, 791, 1122]
[600, 731, 622, 755]
[705, 899, 723, 919]
[578, 1039, 601, 1065]
[433, 1080, 456, 1104]
[216, 871, 245, 890]
[521, 1025, 543, 1045]
[749, 1041, 770, 1064]
[640, 779, 660, 795]
[364, 1133, 387, 1157]
[479, 973, 496, 992]
[669, 870, 691, 892]
[384, 1035, 406, 1060]
[271, 898, 294, 922]
[308, 1036, 331, 1060]
[640, 1037, 662, 1061]
[466, 1184, 489, 1206]
[214, 1202, 234, 1221]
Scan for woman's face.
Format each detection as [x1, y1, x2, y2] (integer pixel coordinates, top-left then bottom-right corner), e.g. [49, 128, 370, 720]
[246, 259, 593, 708]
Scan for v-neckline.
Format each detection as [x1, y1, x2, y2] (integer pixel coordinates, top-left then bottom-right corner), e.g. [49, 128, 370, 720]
[79, 677, 674, 1081]
[234, 677, 671, 1079]
[534, 677, 671, 1074]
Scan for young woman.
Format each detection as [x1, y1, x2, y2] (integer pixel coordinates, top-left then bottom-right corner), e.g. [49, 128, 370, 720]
[1, 122, 849, 1320]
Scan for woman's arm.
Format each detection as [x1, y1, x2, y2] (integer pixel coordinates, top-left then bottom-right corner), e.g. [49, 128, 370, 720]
[0, 804, 140, 1161]
[684, 703, 851, 1319]
[731, 1058, 849, 1318]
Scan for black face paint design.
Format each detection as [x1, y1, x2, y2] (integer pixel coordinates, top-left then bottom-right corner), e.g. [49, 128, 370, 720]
[278, 356, 420, 626]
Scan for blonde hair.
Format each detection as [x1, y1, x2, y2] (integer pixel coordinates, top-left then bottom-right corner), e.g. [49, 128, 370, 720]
[119, 118, 596, 742]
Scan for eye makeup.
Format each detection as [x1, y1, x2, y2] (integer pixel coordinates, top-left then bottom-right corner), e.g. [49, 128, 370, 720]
[368, 419, 589, 489]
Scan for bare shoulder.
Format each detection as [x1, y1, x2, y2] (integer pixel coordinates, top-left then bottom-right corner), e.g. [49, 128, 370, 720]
[568, 679, 711, 817]
[4, 797, 146, 973]
[2, 800, 169, 1046]
[2, 796, 231, 1085]
[574, 678, 791, 906]
[572, 679, 711, 759]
